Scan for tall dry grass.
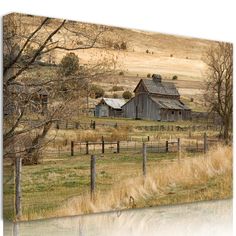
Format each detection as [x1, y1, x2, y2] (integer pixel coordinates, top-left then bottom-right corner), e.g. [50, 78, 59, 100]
[49, 145, 232, 219]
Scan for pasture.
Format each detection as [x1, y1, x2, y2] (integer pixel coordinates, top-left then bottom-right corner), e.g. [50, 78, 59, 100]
[3, 117, 232, 221]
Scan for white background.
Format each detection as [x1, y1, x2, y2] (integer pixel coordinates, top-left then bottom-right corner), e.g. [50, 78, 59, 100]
[0, 0, 235, 235]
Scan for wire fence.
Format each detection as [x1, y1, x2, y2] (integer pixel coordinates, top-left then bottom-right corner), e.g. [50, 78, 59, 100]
[20, 119, 222, 132]
[43, 135, 221, 158]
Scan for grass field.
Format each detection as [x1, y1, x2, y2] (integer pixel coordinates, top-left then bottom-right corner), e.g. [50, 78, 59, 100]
[3, 142, 232, 221]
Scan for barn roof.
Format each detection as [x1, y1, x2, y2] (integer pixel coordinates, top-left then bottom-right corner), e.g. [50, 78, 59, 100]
[134, 78, 180, 96]
[100, 98, 126, 109]
[150, 97, 190, 110]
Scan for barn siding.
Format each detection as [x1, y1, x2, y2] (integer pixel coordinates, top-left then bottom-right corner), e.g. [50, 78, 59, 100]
[95, 105, 109, 117]
[123, 94, 161, 120]
[123, 95, 191, 122]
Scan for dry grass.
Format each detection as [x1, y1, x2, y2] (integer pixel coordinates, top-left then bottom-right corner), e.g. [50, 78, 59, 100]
[48, 145, 232, 218]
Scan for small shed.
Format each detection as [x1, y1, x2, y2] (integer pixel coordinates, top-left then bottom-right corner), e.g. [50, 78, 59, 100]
[95, 98, 126, 117]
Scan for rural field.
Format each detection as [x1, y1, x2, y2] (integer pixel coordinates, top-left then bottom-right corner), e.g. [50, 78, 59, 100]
[3, 120, 232, 220]
[3, 13, 232, 221]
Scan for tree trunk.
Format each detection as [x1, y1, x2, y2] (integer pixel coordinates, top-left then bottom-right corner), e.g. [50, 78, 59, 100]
[23, 122, 53, 165]
[223, 116, 231, 145]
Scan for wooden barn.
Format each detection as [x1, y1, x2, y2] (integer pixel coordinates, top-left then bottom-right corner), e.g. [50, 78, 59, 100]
[122, 74, 191, 121]
[95, 98, 126, 117]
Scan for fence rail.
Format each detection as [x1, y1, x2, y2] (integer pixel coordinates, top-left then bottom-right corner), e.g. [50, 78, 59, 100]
[43, 134, 220, 158]
[20, 119, 222, 132]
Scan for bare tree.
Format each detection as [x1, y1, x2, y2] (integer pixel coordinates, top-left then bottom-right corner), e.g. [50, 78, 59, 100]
[3, 13, 120, 164]
[203, 42, 233, 143]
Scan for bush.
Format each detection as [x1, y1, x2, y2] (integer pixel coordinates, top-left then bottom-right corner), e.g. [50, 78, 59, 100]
[120, 41, 127, 50]
[112, 93, 119, 98]
[147, 73, 151, 78]
[114, 43, 120, 50]
[122, 91, 132, 99]
[90, 85, 105, 98]
[118, 71, 124, 76]
[146, 49, 149, 54]
[172, 75, 178, 80]
[111, 85, 124, 91]
[190, 98, 194, 102]
[59, 52, 79, 76]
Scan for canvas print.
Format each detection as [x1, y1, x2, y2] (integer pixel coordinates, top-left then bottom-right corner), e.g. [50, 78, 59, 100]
[3, 13, 233, 221]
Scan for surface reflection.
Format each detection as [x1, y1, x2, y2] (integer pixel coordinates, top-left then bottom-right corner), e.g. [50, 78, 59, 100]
[4, 199, 232, 236]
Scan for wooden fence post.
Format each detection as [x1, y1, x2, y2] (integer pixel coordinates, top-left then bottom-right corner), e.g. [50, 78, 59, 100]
[142, 142, 147, 177]
[15, 157, 22, 220]
[90, 155, 96, 200]
[165, 140, 169, 153]
[71, 141, 74, 156]
[102, 140, 105, 154]
[177, 138, 181, 161]
[56, 121, 60, 129]
[101, 136, 104, 154]
[147, 136, 150, 142]
[86, 141, 89, 155]
[204, 132, 208, 154]
[75, 122, 79, 129]
[13, 223, 19, 236]
[117, 141, 120, 153]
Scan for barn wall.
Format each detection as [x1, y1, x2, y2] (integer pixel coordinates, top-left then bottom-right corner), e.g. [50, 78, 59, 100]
[123, 94, 161, 120]
[160, 109, 192, 121]
[95, 105, 109, 117]
[109, 108, 123, 117]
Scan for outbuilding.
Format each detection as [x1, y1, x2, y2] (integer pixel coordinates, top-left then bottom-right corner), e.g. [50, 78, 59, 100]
[95, 98, 126, 117]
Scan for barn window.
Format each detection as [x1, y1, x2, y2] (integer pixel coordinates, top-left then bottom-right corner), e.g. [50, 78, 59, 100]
[172, 111, 174, 114]
[179, 111, 182, 115]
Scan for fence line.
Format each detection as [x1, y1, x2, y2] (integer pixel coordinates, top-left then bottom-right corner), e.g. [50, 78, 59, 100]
[43, 134, 220, 158]
[20, 119, 221, 132]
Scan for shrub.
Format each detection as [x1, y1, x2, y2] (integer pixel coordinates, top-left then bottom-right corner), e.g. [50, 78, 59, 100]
[172, 75, 178, 80]
[90, 85, 104, 98]
[118, 71, 124, 76]
[146, 49, 149, 54]
[111, 85, 124, 91]
[190, 98, 194, 102]
[147, 73, 151, 78]
[112, 93, 119, 98]
[59, 52, 79, 76]
[122, 91, 132, 99]
[114, 43, 120, 50]
[120, 41, 127, 50]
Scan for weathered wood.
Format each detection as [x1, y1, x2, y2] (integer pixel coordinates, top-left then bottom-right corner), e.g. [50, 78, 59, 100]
[165, 140, 169, 152]
[13, 223, 19, 236]
[177, 138, 181, 161]
[102, 140, 105, 154]
[117, 141, 120, 153]
[56, 121, 60, 129]
[93, 121, 96, 129]
[90, 155, 96, 200]
[75, 122, 79, 129]
[204, 132, 208, 154]
[86, 141, 89, 155]
[142, 142, 147, 176]
[71, 141, 74, 156]
[15, 157, 22, 220]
